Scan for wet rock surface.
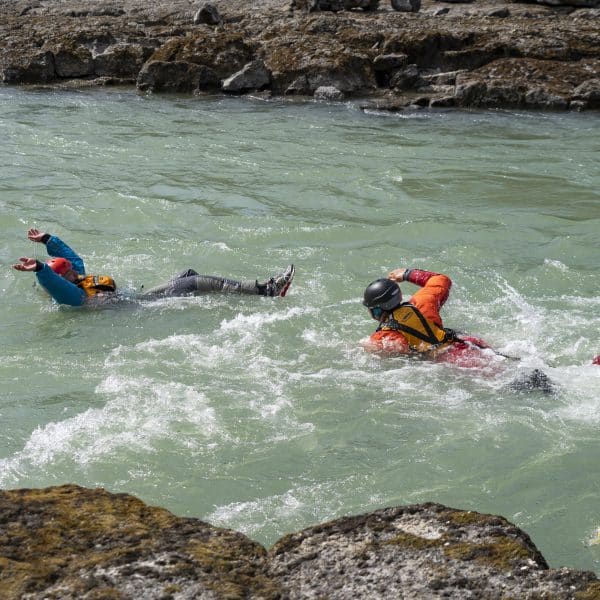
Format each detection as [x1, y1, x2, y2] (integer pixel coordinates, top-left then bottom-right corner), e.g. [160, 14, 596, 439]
[0, 485, 278, 599]
[1, 484, 599, 599]
[1, 0, 599, 110]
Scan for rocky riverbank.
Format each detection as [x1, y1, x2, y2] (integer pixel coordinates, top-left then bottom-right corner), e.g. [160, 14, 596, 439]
[0, 484, 599, 599]
[1, 0, 599, 111]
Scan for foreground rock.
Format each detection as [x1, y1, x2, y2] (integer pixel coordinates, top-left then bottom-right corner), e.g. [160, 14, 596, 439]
[1, 485, 599, 599]
[0, 0, 599, 111]
[0, 485, 277, 599]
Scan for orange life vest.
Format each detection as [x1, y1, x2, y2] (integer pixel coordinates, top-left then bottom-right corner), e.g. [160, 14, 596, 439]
[378, 303, 456, 354]
[75, 274, 117, 297]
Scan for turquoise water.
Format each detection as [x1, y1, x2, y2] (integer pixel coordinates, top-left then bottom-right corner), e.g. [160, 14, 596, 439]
[1, 87, 599, 573]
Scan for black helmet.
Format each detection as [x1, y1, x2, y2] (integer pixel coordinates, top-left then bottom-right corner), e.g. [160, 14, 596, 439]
[362, 278, 402, 311]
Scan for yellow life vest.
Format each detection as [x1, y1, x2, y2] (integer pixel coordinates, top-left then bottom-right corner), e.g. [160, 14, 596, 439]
[378, 303, 455, 354]
[75, 274, 117, 297]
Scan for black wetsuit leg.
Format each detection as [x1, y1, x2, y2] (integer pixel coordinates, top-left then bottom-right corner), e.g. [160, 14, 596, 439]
[141, 272, 261, 299]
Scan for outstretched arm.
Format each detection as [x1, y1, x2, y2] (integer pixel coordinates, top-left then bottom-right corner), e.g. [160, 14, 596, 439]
[27, 228, 86, 275]
[389, 267, 452, 327]
[27, 228, 47, 243]
[13, 257, 86, 306]
[12, 257, 40, 272]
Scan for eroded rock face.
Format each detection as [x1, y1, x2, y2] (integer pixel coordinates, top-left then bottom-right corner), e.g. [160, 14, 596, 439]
[0, 0, 599, 111]
[1, 485, 600, 599]
[0, 485, 279, 599]
[267, 504, 600, 599]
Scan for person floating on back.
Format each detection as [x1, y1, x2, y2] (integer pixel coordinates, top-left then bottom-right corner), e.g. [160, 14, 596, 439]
[12, 228, 294, 307]
[362, 267, 493, 367]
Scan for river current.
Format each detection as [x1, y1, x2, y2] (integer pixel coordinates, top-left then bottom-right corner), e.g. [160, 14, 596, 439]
[1, 87, 599, 573]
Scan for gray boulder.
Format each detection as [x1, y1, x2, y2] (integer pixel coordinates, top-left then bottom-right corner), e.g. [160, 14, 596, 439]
[222, 59, 271, 93]
[390, 64, 422, 89]
[525, 0, 599, 6]
[525, 88, 569, 110]
[488, 7, 510, 17]
[193, 3, 222, 26]
[390, 0, 421, 12]
[292, 0, 379, 11]
[0, 51, 55, 83]
[314, 85, 345, 100]
[285, 75, 312, 95]
[373, 53, 409, 72]
[52, 45, 94, 78]
[573, 78, 600, 108]
[137, 60, 220, 93]
[93, 44, 149, 79]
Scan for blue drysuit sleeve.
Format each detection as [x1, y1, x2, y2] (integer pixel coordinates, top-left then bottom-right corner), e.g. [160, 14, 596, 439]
[36, 264, 86, 306]
[45, 235, 86, 275]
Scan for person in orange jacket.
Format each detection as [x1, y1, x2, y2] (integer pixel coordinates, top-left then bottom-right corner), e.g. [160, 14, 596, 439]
[362, 267, 494, 368]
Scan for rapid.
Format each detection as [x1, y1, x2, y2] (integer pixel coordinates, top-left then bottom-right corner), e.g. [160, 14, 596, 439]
[1, 87, 599, 573]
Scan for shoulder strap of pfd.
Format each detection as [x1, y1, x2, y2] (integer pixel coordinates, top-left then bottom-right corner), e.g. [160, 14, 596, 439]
[396, 304, 441, 345]
[378, 303, 454, 346]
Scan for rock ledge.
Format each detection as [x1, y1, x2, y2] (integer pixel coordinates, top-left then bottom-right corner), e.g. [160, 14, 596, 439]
[1, 484, 599, 599]
[1, 0, 599, 111]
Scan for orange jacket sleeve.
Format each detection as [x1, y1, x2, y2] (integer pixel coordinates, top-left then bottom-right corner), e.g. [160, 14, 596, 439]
[406, 269, 452, 327]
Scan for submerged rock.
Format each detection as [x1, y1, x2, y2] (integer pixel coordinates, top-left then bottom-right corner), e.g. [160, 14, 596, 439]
[1, 485, 599, 599]
[509, 368, 556, 393]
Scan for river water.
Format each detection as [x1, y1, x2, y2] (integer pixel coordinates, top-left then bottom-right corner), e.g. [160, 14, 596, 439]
[1, 87, 599, 573]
